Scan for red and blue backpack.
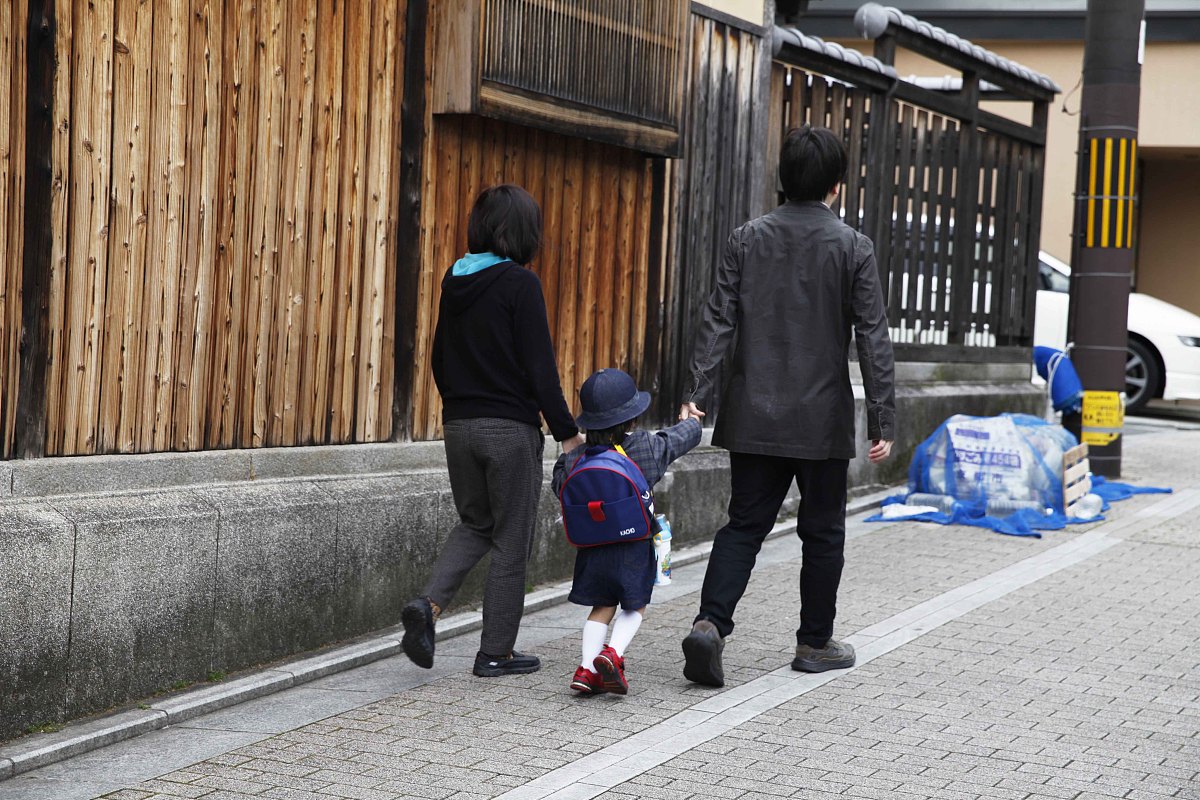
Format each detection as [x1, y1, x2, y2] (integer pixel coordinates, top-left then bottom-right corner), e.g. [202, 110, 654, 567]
[559, 445, 654, 548]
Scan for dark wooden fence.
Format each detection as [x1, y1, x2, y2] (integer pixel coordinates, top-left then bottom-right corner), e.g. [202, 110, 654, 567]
[651, 9, 772, 421]
[776, 65, 1047, 349]
[771, 27, 1053, 356]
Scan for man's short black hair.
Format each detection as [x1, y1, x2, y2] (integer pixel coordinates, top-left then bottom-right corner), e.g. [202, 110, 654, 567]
[779, 125, 848, 203]
[467, 183, 543, 265]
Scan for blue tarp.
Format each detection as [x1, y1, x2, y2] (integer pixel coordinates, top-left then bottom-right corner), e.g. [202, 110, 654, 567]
[868, 414, 1171, 537]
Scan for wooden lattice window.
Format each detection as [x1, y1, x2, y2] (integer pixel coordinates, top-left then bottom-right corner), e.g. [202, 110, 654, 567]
[432, 0, 688, 156]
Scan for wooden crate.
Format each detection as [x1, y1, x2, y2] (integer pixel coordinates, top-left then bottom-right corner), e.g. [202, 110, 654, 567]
[1062, 443, 1091, 512]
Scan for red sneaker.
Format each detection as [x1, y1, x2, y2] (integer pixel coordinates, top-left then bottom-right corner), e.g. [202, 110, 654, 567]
[570, 666, 604, 695]
[593, 646, 629, 695]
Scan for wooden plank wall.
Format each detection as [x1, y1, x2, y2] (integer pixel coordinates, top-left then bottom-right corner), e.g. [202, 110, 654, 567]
[31, 0, 406, 457]
[656, 15, 764, 421]
[0, 0, 28, 459]
[410, 115, 657, 441]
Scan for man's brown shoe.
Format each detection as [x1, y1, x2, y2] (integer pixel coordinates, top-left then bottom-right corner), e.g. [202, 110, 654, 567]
[682, 620, 725, 687]
[792, 639, 855, 673]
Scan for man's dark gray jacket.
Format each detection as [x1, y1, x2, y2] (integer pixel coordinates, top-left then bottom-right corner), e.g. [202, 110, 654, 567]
[685, 201, 896, 460]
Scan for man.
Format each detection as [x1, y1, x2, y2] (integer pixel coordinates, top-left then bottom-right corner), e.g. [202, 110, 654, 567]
[679, 125, 896, 687]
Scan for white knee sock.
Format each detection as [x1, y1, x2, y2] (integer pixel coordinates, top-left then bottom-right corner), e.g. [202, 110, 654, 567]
[608, 610, 643, 657]
[581, 620, 607, 672]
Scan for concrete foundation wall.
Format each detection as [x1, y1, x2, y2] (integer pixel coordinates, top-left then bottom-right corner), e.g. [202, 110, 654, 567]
[0, 361, 1043, 741]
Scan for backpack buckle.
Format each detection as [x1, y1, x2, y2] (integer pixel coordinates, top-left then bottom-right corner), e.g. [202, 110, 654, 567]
[588, 501, 606, 522]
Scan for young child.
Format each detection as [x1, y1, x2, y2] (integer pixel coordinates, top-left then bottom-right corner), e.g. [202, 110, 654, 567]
[552, 369, 702, 695]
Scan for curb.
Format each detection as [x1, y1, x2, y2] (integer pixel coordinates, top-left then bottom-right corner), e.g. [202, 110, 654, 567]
[0, 489, 892, 781]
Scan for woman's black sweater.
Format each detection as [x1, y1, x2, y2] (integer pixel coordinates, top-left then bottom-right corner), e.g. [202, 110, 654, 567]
[431, 262, 578, 442]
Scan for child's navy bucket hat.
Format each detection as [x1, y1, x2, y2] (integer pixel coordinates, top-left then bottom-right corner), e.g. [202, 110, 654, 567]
[576, 369, 651, 431]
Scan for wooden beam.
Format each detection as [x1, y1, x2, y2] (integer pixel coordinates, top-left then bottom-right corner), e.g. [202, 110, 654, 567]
[393, 0, 429, 442]
[13, 0, 53, 459]
[775, 40, 894, 94]
[885, 27, 1057, 103]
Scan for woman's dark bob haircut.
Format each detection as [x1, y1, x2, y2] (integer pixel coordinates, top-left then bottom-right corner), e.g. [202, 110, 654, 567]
[779, 125, 848, 203]
[467, 184, 543, 265]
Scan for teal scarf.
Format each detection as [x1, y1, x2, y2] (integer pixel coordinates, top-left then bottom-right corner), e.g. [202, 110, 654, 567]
[452, 251, 509, 276]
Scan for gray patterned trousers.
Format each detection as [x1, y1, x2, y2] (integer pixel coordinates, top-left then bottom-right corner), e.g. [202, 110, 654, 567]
[423, 417, 545, 656]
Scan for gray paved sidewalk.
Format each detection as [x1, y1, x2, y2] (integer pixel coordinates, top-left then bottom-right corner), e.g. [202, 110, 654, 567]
[4, 430, 1199, 800]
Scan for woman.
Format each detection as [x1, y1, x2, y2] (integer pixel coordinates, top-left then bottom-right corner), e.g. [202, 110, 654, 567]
[401, 184, 585, 677]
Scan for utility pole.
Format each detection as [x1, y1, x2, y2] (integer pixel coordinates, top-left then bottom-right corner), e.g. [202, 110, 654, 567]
[1066, 0, 1145, 478]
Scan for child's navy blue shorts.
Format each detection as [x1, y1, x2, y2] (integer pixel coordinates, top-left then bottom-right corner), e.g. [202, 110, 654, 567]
[568, 538, 655, 610]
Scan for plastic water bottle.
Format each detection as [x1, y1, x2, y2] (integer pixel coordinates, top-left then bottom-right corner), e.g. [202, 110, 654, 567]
[653, 515, 672, 586]
[906, 493, 956, 515]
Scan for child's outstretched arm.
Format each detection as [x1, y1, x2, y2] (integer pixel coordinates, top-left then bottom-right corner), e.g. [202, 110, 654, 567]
[648, 417, 703, 476]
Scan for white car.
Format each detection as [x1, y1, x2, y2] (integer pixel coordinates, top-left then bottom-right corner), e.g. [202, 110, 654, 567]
[1034, 250, 1200, 413]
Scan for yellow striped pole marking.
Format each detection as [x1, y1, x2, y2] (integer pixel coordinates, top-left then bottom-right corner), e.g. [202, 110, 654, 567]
[1085, 136, 1137, 249]
[1087, 141, 1098, 247]
[1116, 139, 1126, 248]
[1123, 140, 1132, 245]
[1101, 138, 1113, 248]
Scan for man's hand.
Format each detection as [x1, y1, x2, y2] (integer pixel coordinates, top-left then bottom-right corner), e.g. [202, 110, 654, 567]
[563, 433, 586, 453]
[679, 402, 705, 421]
[868, 439, 893, 464]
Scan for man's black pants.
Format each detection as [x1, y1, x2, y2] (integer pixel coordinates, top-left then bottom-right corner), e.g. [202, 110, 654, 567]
[696, 452, 849, 648]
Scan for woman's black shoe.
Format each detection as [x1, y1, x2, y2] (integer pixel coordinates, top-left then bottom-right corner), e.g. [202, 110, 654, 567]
[401, 598, 436, 668]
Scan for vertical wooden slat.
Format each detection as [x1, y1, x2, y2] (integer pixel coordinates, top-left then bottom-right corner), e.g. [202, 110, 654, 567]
[13, 0, 52, 460]
[203, 0, 236, 449]
[0, 0, 12, 454]
[330, 0, 371, 442]
[44, 0, 72, 455]
[918, 114, 944, 334]
[260, 0, 293, 446]
[764, 62, 786, 212]
[934, 119, 958, 335]
[213, 0, 260, 448]
[539, 130, 565, 340]
[392, 0, 427, 441]
[903, 110, 928, 329]
[306, 0, 348, 443]
[630, 156, 654, 379]
[887, 104, 914, 328]
[574, 144, 603, 393]
[828, 81, 847, 217]
[844, 89, 867, 228]
[1, 0, 28, 458]
[107, 0, 153, 452]
[996, 136, 1021, 343]
[522, 127, 546, 237]
[60, 0, 114, 454]
[378, 0, 406, 442]
[269, 0, 313, 446]
[144, 0, 191, 450]
[612, 152, 638, 373]
[358, 0, 400, 441]
[176, 0, 223, 450]
[555, 135, 584, 412]
[416, 115, 462, 439]
[592, 145, 618, 372]
[975, 134, 998, 336]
